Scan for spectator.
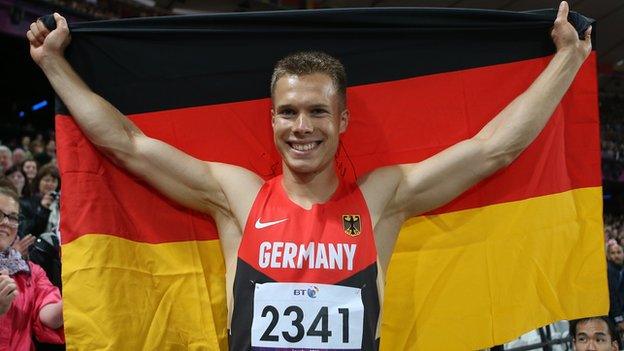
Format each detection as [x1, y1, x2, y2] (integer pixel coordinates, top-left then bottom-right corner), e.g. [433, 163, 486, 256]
[0, 146, 12, 173]
[22, 159, 38, 183]
[20, 136, 31, 153]
[20, 164, 60, 239]
[4, 165, 27, 198]
[21, 159, 38, 198]
[32, 140, 51, 167]
[45, 140, 56, 161]
[19, 165, 61, 288]
[606, 241, 624, 332]
[0, 186, 64, 350]
[12, 148, 26, 166]
[570, 316, 619, 350]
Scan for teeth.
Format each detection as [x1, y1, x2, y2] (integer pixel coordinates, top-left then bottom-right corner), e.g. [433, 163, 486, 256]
[291, 142, 317, 151]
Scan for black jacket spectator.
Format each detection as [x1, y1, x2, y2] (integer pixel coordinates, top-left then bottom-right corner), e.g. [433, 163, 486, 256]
[607, 259, 624, 325]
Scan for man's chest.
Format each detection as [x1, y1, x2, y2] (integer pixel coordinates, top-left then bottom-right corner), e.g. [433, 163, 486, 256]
[238, 204, 376, 284]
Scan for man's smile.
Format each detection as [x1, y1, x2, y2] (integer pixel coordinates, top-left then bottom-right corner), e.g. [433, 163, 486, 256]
[287, 140, 323, 153]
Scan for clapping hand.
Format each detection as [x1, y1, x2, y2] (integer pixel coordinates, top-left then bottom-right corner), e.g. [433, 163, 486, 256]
[0, 269, 18, 315]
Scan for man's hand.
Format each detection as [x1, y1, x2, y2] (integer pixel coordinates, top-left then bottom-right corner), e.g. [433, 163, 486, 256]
[0, 269, 18, 316]
[551, 1, 592, 60]
[12, 234, 36, 258]
[27, 13, 71, 66]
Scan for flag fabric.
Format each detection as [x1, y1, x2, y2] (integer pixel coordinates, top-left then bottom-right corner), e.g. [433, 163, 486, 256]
[55, 8, 603, 350]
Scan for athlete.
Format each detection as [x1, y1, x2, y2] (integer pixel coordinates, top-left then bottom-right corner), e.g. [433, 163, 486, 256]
[27, 2, 592, 350]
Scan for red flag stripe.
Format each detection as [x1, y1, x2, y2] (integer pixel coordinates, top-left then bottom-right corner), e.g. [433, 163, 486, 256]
[57, 54, 599, 244]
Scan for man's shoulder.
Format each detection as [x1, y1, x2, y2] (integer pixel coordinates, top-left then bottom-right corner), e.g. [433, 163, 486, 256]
[357, 166, 403, 224]
[357, 166, 402, 198]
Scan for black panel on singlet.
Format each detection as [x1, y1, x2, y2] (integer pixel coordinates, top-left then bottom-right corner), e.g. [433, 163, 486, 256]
[230, 259, 380, 351]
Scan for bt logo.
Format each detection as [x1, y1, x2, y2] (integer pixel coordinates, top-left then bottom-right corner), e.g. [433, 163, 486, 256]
[293, 286, 319, 298]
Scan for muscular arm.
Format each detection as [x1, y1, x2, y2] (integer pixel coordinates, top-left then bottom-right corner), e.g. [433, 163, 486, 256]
[362, 2, 593, 223]
[28, 14, 262, 220]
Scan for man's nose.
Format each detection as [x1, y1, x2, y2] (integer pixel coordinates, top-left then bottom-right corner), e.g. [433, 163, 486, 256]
[293, 113, 313, 133]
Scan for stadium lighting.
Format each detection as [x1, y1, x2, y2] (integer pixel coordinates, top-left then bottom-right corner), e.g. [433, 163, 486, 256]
[31, 100, 48, 111]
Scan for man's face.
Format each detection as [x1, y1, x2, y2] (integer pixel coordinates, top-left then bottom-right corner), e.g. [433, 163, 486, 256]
[574, 319, 618, 351]
[0, 194, 19, 251]
[608, 245, 624, 266]
[271, 73, 348, 175]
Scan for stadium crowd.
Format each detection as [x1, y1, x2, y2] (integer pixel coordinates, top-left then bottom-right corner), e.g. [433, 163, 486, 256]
[602, 94, 624, 182]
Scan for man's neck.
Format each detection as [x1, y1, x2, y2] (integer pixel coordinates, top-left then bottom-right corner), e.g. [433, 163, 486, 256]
[281, 163, 339, 210]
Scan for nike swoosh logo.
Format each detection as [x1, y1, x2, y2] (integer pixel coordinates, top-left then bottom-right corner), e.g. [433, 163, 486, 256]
[255, 218, 288, 229]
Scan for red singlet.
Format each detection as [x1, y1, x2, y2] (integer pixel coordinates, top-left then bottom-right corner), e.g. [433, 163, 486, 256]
[230, 175, 380, 351]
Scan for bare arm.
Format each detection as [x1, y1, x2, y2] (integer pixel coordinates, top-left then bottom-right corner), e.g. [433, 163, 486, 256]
[363, 1, 592, 222]
[39, 301, 63, 329]
[27, 14, 262, 220]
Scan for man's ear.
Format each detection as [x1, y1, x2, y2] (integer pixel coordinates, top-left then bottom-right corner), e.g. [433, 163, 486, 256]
[339, 109, 349, 134]
[271, 108, 276, 126]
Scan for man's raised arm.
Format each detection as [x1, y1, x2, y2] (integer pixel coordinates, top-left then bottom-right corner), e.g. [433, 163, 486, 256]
[363, 1, 593, 222]
[27, 14, 262, 219]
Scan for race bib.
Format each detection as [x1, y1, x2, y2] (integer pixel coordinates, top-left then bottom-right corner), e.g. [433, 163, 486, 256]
[251, 282, 364, 350]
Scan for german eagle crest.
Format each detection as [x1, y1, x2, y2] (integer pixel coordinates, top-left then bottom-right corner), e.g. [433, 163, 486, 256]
[342, 214, 361, 236]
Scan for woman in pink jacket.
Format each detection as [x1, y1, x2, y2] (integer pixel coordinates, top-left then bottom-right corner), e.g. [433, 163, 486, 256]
[0, 186, 64, 351]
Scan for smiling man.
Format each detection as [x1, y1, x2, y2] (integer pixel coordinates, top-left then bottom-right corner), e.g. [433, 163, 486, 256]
[27, 2, 592, 349]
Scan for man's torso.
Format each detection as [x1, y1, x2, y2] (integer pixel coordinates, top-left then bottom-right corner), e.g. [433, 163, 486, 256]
[225, 175, 386, 350]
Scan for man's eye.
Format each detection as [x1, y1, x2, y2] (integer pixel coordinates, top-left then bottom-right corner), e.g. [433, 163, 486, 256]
[280, 110, 295, 117]
[311, 109, 328, 115]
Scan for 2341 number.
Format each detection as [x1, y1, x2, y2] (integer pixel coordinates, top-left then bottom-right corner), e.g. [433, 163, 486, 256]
[259, 305, 350, 343]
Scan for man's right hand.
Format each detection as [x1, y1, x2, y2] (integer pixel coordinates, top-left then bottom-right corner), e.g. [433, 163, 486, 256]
[0, 269, 18, 316]
[27, 13, 71, 66]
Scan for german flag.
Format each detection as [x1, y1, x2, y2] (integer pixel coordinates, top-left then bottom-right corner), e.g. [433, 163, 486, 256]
[56, 8, 603, 350]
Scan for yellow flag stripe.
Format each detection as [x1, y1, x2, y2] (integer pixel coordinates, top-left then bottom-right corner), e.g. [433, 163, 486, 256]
[62, 187, 605, 350]
[382, 187, 606, 350]
[62, 237, 227, 350]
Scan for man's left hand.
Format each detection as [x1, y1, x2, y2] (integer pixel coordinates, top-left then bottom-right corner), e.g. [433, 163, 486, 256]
[551, 1, 592, 60]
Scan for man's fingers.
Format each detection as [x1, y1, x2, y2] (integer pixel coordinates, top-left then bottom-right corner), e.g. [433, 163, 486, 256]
[35, 20, 49, 36]
[30, 22, 45, 42]
[29, 22, 39, 37]
[26, 31, 41, 46]
[556, 1, 569, 22]
[0, 269, 8, 276]
[584, 25, 592, 41]
[54, 12, 68, 31]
